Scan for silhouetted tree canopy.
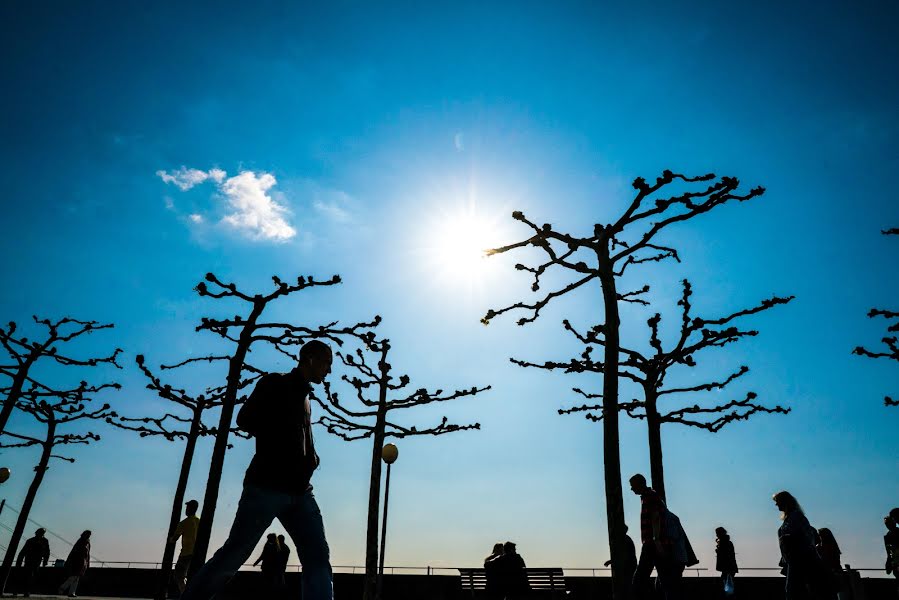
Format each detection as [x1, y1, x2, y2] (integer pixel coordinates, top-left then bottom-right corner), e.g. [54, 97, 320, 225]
[315, 333, 489, 441]
[541, 280, 794, 430]
[853, 228, 899, 407]
[0, 316, 122, 436]
[483, 170, 766, 598]
[314, 327, 489, 600]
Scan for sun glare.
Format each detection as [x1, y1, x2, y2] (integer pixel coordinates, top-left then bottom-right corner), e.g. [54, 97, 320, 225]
[426, 208, 502, 283]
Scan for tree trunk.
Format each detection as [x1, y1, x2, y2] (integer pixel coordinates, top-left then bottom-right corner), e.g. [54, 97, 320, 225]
[0, 353, 37, 435]
[645, 391, 666, 504]
[362, 388, 388, 600]
[0, 421, 55, 593]
[598, 255, 629, 600]
[155, 406, 204, 600]
[189, 302, 264, 575]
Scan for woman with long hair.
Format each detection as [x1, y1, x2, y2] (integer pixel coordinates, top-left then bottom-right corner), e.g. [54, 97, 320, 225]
[773, 491, 834, 600]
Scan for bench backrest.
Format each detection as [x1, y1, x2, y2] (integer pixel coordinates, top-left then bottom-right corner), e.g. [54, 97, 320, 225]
[458, 568, 566, 591]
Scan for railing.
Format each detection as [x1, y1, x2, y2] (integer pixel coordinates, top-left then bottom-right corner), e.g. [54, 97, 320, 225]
[85, 562, 887, 577]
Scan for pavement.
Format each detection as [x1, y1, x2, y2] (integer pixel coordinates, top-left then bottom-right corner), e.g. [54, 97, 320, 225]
[3, 596, 149, 599]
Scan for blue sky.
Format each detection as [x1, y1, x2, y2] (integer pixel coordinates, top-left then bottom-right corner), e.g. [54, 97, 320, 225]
[1, 0, 897, 575]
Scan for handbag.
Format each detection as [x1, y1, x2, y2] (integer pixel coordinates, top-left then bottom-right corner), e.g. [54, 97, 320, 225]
[723, 573, 735, 596]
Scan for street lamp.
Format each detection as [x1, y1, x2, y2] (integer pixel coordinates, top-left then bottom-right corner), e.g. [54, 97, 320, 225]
[377, 444, 398, 600]
[0, 467, 10, 518]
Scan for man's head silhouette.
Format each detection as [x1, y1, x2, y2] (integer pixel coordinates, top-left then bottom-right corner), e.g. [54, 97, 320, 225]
[628, 473, 649, 495]
[185, 499, 199, 516]
[298, 340, 332, 384]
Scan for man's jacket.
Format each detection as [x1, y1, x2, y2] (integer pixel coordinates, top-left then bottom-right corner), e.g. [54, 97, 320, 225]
[237, 371, 319, 494]
[17, 536, 49, 567]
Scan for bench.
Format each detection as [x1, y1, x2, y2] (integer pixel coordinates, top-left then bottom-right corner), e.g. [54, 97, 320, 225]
[458, 567, 567, 598]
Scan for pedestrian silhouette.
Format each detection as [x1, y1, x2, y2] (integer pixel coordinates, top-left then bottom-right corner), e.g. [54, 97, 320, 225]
[604, 524, 637, 598]
[817, 528, 844, 598]
[254, 533, 282, 594]
[883, 508, 899, 595]
[715, 527, 738, 597]
[816, 528, 841, 573]
[497, 541, 528, 600]
[773, 491, 834, 600]
[179, 340, 334, 600]
[16, 527, 49, 598]
[484, 542, 505, 600]
[629, 474, 694, 600]
[276, 534, 291, 595]
[170, 499, 201, 596]
[58, 530, 91, 598]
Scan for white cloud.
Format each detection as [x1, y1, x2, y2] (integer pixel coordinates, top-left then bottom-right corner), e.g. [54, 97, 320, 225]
[219, 171, 296, 241]
[157, 166, 296, 242]
[164, 197, 175, 210]
[208, 168, 227, 183]
[157, 167, 228, 191]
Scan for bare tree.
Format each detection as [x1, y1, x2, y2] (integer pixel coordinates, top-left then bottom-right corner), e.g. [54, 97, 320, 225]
[105, 353, 252, 600]
[514, 279, 793, 502]
[314, 330, 490, 600]
[483, 171, 765, 599]
[853, 228, 899, 407]
[0, 379, 119, 592]
[185, 272, 375, 574]
[0, 317, 122, 435]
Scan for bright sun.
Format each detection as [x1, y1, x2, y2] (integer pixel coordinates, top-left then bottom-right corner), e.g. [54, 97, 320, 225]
[426, 208, 501, 283]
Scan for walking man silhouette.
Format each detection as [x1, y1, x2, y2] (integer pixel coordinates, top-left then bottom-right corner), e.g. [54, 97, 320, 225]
[16, 527, 49, 598]
[629, 474, 687, 600]
[180, 340, 334, 600]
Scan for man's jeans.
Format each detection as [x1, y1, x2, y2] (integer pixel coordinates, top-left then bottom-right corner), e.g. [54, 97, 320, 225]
[181, 484, 333, 600]
[633, 542, 684, 600]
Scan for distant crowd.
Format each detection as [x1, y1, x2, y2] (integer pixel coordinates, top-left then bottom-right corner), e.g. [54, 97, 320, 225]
[483, 475, 899, 600]
[13, 500, 292, 600]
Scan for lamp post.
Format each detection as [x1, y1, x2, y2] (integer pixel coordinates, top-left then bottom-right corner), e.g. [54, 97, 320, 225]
[0, 467, 10, 518]
[376, 444, 398, 600]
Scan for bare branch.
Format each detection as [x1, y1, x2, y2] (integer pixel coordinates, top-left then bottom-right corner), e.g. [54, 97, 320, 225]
[383, 416, 480, 439]
[660, 391, 790, 432]
[482, 274, 595, 326]
[0, 429, 42, 447]
[160, 355, 231, 370]
[613, 175, 766, 263]
[658, 365, 750, 396]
